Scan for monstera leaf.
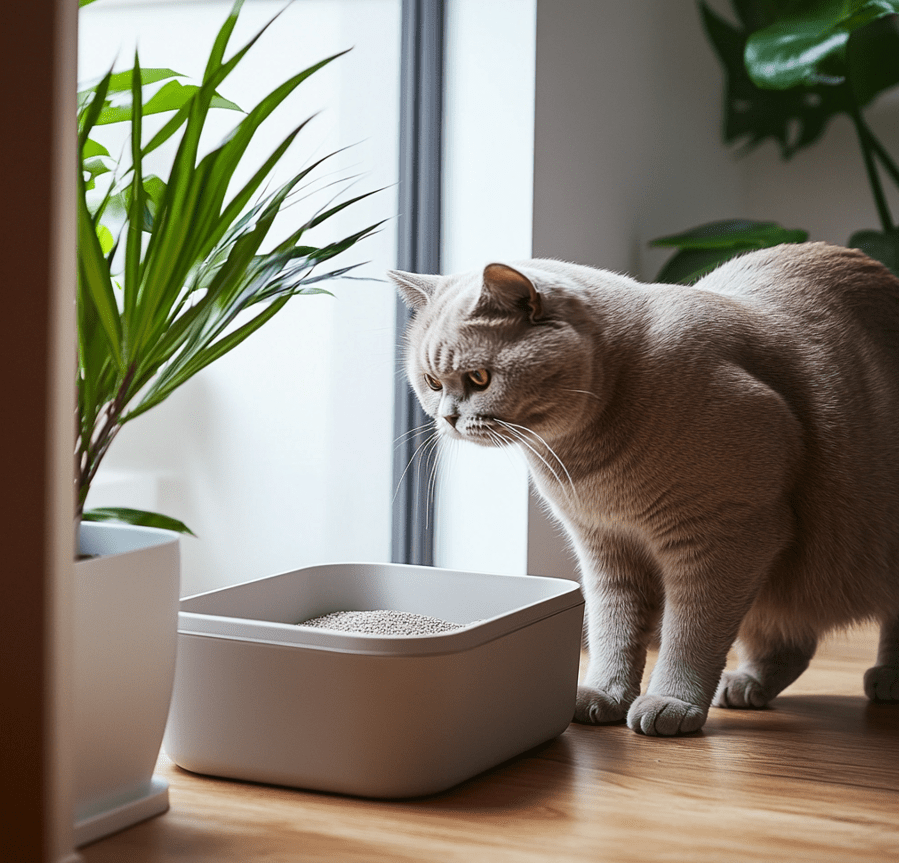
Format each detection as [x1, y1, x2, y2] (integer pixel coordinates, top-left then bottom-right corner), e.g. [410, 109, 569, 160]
[745, 0, 899, 90]
[700, 0, 899, 158]
[651, 219, 808, 284]
[849, 229, 899, 276]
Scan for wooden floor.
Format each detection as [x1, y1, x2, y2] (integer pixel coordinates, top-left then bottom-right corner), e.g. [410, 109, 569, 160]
[80, 625, 898, 863]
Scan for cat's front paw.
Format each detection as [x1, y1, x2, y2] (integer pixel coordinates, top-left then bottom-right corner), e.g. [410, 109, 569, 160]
[574, 685, 629, 724]
[864, 665, 899, 702]
[713, 670, 770, 709]
[627, 694, 706, 736]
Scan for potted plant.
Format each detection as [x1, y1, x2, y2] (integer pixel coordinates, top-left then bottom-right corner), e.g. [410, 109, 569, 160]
[651, 0, 899, 282]
[73, 0, 382, 844]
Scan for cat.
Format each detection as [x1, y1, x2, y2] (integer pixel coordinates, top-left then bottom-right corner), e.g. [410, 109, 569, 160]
[389, 242, 899, 736]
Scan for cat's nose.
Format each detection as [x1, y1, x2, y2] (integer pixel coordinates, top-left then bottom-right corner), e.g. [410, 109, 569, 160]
[444, 414, 459, 429]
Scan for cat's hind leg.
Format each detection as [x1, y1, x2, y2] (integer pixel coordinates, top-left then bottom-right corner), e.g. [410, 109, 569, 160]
[863, 613, 899, 702]
[713, 630, 817, 710]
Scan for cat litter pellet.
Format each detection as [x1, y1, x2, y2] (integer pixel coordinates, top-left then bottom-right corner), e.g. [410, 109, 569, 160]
[298, 609, 463, 636]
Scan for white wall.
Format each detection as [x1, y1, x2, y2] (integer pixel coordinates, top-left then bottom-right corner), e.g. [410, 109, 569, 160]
[532, 0, 746, 279]
[80, 0, 401, 597]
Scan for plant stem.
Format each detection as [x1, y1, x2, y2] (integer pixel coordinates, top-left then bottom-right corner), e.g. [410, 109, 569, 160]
[847, 92, 894, 232]
[866, 127, 899, 192]
[76, 364, 136, 515]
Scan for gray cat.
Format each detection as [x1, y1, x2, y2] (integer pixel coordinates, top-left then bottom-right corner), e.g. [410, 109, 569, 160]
[389, 242, 899, 735]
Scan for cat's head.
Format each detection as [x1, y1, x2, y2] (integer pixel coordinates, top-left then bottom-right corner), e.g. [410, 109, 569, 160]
[389, 262, 596, 448]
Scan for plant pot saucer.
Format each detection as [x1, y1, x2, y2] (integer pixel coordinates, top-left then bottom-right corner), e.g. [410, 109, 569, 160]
[74, 777, 168, 847]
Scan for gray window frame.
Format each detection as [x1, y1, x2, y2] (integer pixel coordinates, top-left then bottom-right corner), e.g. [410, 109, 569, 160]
[392, 0, 445, 566]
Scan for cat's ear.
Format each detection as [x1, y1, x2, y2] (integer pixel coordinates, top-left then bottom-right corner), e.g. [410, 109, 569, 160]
[476, 263, 543, 323]
[388, 270, 440, 310]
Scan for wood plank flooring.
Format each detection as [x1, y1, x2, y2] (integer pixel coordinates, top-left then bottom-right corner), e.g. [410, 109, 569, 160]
[80, 625, 899, 862]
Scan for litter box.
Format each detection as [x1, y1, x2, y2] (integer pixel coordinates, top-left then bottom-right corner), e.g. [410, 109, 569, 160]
[163, 562, 584, 798]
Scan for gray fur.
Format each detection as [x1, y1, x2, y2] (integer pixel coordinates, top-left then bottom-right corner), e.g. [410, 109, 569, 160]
[389, 243, 899, 735]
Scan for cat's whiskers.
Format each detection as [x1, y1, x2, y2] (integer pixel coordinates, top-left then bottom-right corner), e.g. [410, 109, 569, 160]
[488, 430, 530, 479]
[426, 445, 441, 526]
[393, 421, 436, 449]
[437, 436, 465, 526]
[423, 428, 454, 533]
[394, 421, 458, 531]
[485, 428, 508, 452]
[504, 427, 569, 495]
[495, 419, 580, 504]
[392, 428, 440, 504]
[503, 422, 576, 487]
[425, 434, 451, 529]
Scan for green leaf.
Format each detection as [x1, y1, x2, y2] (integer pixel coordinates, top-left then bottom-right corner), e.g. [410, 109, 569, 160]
[95, 224, 114, 255]
[654, 248, 744, 285]
[82, 156, 111, 193]
[699, 1, 846, 157]
[651, 219, 809, 249]
[849, 228, 899, 275]
[83, 507, 197, 537]
[144, 80, 241, 114]
[78, 177, 124, 369]
[651, 219, 809, 283]
[186, 54, 346, 269]
[94, 79, 243, 126]
[204, 0, 246, 82]
[210, 92, 244, 112]
[136, 52, 345, 354]
[124, 56, 146, 347]
[82, 138, 110, 159]
[142, 175, 167, 230]
[108, 67, 182, 93]
[78, 68, 182, 101]
[117, 174, 168, 233]
[78, 68, 112, 146]
[745, 1, 899, 90]
[846, 14, 899, 105]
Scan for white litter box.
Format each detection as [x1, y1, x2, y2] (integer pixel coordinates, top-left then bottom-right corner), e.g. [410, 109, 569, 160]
[163, 562, 584, 798]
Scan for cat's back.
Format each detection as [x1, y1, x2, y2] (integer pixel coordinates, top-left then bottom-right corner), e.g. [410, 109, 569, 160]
[681, 242, 899, 450]
[692, 242, 899, 368]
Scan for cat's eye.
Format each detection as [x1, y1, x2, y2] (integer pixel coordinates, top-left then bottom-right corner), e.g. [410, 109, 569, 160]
[468, 368, 491, 389]
[424, 373, 442, 391]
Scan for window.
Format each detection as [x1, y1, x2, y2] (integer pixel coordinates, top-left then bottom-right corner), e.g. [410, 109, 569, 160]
[79, 0, 401, 596]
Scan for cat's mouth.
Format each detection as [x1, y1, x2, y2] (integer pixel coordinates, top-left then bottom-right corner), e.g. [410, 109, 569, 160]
[441, 415, 513, 448]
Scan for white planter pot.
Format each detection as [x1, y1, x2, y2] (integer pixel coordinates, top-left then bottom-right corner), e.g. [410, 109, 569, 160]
[72, 522, 180, 847]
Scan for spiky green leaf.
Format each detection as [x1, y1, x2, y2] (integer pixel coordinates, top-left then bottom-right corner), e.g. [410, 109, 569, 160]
[83, 507, 197, 537]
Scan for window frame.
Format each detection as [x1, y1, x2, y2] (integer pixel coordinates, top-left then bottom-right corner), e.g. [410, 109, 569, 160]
[392, 0, 445, 566]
